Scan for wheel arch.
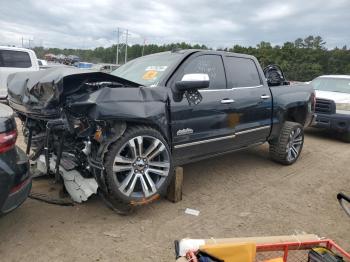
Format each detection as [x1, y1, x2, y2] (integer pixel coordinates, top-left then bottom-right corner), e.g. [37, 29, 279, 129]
[269, 103, 309, 141]
[98, 119, 172, 165]
[126, 120, 170, 141]
[285, 105, 308, 126]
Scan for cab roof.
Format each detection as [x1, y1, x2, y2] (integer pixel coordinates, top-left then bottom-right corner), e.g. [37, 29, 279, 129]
[0, 45, 35, 52]
[172, 49, 256, 59]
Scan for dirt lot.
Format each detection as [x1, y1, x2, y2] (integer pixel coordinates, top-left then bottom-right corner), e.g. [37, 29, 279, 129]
[0, 127, 349, 262]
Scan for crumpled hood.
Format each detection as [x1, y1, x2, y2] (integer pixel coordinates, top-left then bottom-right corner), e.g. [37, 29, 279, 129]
[67, 85, 169, 121]
[7, 67, 140, 116]
[315, 90, 350, 104]
[7, 67, 169, 124]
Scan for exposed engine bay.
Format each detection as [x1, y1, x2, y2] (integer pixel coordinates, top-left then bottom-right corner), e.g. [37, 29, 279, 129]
[7, 68, 169, 212]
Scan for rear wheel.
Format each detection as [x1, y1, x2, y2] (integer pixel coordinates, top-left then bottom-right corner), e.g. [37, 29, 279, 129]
[104, 126, 173, 206]
[269, 121, 304, 165]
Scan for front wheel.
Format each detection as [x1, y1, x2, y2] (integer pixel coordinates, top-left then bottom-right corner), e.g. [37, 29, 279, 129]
[104, 126, 173, 206]
[269, 121, 304, 165]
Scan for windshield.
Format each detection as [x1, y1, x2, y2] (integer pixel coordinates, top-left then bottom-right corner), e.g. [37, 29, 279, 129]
[111, 52, 182, 86]
[312, 77, 350, 94]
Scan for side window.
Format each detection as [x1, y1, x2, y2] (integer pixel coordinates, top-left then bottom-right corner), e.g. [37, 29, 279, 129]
[225, 57, 261, 88]
[0, 50, 32, 68]
[180, 55, 226, 89]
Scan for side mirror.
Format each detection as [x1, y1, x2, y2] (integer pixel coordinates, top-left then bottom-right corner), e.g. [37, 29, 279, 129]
[175, 74, 210, 92]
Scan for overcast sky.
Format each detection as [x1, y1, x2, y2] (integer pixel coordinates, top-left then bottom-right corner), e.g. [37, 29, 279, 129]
[0, 0, 349, 49]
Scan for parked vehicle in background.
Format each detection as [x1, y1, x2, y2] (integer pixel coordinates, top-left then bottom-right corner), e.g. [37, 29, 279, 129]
[311, 75, 350, 142]
[7, 50, 315, 211]
[93, 63, 119, 73]
[0, 46, 39, 101]
[75, 62, 93, 69]
[39, 62, 74, 70]
[44, 53, 57, 61]
[37, 59, 48, 68]
[0, 103, 31, 215]
[66, 55, 80, 65]
[56, 54, 66, 61]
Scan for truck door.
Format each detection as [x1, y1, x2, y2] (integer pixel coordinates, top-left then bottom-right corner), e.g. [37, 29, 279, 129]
[223, 55, 272, 146]
[169, 53, 237, 163]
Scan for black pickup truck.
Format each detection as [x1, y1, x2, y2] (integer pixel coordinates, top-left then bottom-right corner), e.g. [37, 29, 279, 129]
[7, 49, 315, 210]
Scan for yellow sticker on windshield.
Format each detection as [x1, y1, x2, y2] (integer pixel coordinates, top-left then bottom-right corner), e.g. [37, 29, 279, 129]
[143, 70, 158, 80]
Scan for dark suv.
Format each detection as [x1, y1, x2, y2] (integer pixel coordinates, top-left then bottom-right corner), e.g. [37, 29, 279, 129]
[0, 103, 31, 215]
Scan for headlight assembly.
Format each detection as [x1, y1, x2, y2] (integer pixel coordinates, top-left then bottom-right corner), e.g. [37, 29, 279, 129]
[336, 103, 350, 114]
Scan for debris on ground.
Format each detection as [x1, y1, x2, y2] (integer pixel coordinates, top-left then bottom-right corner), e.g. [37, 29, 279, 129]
[36, 155, 98, 203]
[185, 208, 200, 216]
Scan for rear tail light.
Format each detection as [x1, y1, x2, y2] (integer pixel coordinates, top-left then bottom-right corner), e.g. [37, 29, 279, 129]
[0, 129, 17, 153]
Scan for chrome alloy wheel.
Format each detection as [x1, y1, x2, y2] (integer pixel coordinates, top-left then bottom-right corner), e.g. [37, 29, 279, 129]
[112, 136, 170, 198]
[286, 127, 303, 162]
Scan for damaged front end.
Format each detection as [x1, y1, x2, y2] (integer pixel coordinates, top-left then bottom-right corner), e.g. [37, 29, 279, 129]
[7, 68, 169, 212]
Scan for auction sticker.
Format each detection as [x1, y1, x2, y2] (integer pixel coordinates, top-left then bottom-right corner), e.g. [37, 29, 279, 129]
[142, 70, 158, 80]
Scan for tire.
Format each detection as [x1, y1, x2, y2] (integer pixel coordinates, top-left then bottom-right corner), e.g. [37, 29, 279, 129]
[99, 191, 134, 215]
[104, 125, 173, 206]
[269, 121, 304, 165]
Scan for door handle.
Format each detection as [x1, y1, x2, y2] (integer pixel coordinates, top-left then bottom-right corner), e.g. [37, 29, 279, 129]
[260, 95, 270, 99]
[220, 98, 235, 104]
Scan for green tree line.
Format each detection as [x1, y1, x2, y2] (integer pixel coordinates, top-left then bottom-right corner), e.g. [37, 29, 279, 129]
[33, 36, 350, 81]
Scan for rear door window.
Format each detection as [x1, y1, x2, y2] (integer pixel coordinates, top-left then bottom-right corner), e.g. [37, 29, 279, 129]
[0, 50, 32, 68]
[179, 54, 226, 89]
[225, 56, 261, 88]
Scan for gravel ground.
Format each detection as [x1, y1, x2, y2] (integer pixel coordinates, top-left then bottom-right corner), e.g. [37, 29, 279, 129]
[0, 126, 349, 262]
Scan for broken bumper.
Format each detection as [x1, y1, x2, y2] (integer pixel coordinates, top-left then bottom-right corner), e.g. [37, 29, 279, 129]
[36, 155, 98, 203]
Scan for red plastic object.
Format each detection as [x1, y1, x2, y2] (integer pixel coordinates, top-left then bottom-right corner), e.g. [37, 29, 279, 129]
[256, 239, 350, 262]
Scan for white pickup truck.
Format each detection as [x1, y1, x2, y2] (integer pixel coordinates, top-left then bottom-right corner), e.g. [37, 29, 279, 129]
[0, 46, 39, 101]
[312, 75, 350, 141]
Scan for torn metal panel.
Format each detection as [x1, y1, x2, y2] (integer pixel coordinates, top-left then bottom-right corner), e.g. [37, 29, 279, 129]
[8, 68, 169, 129]
[7, 67, 141, 117]
[60, 170, 98, 203]
[36, 155, 98, 203]
[8, 67, 170, 139]
[67, 85, 169, 125]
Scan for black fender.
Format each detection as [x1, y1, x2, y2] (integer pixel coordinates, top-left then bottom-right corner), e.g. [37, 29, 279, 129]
[269, 84, 314, 141]
[68, 85, 171, 142]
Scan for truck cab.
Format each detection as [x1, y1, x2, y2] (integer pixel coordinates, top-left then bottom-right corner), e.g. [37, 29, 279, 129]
[166, 51, 273, 163]
[0, 46, 39, 101]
